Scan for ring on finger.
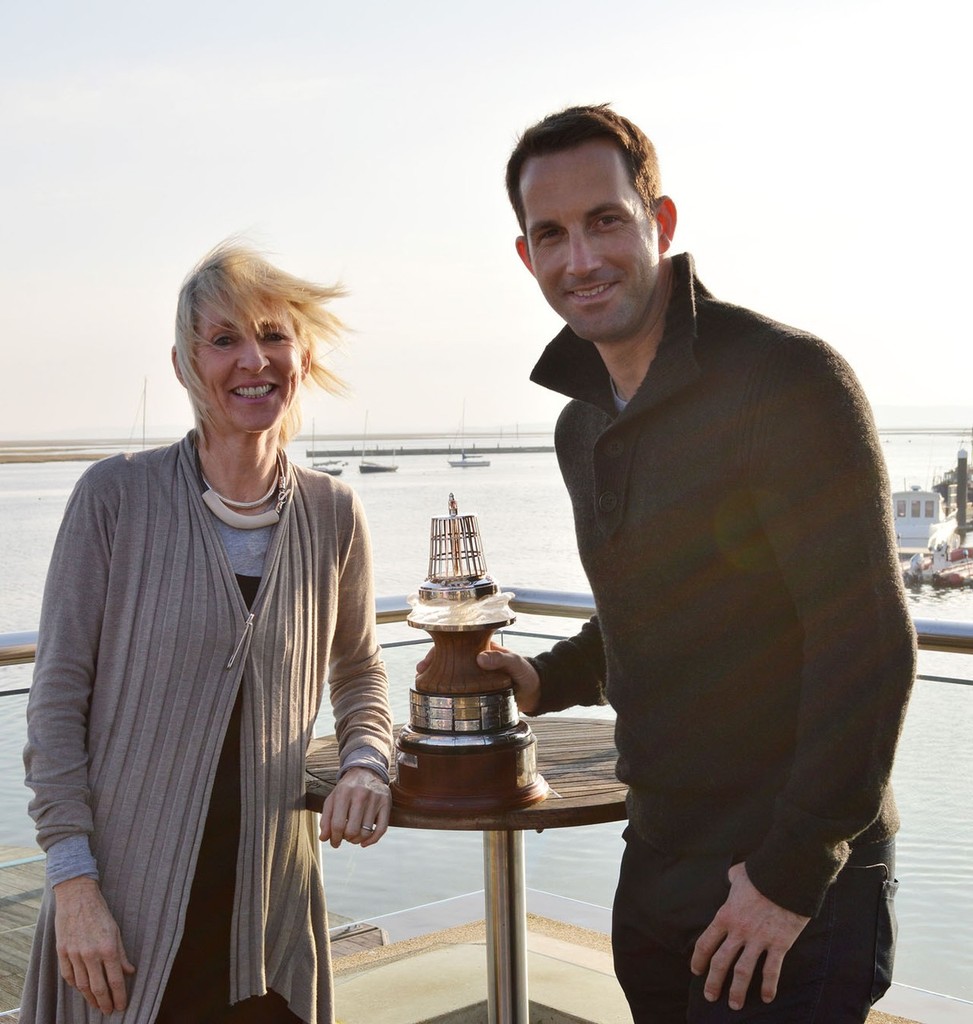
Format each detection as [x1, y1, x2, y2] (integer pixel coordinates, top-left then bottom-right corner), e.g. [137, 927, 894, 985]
[361, 824, 377, 834]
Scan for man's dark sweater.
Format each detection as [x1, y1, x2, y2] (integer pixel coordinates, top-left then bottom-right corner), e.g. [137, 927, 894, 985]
[529, 252, 915, 918]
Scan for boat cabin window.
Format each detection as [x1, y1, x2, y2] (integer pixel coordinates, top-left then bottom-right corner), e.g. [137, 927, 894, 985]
[897, 497, 938, 519]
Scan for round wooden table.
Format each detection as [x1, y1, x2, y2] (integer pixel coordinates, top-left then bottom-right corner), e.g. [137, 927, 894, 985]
[306, 717, 627, 1024]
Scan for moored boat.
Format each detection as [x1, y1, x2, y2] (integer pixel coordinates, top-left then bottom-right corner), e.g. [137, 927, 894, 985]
[448, 402, 490, 468]
[312, 459, 346, 476]
[893, 486, 947, 551]
[907, 542, 973, 587]
[931, 547, 973, 588]
[447, 452, 490, 468]
[357, 411, 398, 473]
[359, 459, 398, 474]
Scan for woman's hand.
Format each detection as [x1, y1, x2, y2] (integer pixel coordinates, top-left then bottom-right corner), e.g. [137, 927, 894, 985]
[53, 876, 136, 1014]
[320, 767, 392, 848]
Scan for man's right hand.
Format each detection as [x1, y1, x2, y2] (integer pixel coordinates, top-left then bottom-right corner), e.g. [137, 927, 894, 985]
[53, 875, 136, 1013]
[478, 644, 542, 714]
[415, 642, 542, 713]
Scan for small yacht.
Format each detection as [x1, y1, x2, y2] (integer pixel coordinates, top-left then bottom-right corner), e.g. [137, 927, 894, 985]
[892, 486, 946, 550]
[312, 459, 346, 476]
[359, 459, 398, 474]
[447, 452, 490, 468]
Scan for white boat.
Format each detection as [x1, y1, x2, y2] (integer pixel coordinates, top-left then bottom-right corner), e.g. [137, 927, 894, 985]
[892, 487, 947, 550]
[447, 452, 490, 468]
[904, 536, 973, 586]
[447, 401, 490, 468]
[312, 459, 346, 476]
[307, 420, 347, 475]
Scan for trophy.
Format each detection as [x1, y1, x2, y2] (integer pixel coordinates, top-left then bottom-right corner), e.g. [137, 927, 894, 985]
[392, 495, 548, 812]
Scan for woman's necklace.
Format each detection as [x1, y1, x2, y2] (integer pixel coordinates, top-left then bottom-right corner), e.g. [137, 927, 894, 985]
[200, 452, 289, 530]
[205, 473, 278, 509]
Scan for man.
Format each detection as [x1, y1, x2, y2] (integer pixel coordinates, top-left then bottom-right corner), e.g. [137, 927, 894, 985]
[483, 105, 916, 1022]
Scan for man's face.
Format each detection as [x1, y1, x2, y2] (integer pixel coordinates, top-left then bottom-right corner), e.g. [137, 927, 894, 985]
[515, 139, 673, 348]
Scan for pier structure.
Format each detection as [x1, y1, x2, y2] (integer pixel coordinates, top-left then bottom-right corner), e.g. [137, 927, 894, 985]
[307, 444, 554, 459]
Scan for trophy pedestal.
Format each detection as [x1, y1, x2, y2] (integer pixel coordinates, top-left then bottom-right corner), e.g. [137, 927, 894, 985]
[393, 719, 548, 813]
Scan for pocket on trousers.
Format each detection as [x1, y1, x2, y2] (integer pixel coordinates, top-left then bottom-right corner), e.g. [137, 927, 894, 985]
[871, 877, 899, 1004]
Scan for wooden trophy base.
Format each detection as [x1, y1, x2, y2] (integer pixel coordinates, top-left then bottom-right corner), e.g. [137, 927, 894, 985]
[392, 720, 549, 814]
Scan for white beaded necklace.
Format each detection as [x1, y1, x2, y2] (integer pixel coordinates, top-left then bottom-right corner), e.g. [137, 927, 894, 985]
[200, 453, 288, 530]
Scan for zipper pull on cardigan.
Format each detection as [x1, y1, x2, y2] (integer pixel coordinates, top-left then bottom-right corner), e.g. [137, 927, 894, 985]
[226, 612, 255, 670]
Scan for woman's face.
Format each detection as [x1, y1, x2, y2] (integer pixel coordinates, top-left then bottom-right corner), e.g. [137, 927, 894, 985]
[189, 301, 307, 444]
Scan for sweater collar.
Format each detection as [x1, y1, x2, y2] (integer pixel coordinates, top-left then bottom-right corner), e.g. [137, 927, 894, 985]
[529, 251, 704, 419]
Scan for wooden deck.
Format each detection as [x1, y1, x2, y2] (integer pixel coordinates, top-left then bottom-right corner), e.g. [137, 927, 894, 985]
[0, 850, 43, 1017]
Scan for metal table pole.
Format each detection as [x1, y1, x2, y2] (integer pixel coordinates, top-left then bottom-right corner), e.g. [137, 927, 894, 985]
[483, 829, 529, 1024]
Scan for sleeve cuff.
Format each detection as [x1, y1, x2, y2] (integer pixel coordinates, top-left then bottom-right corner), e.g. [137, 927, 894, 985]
[745, 816, 849, 918]
[338, 745, 390, 786]
[46, 834, 99, 888]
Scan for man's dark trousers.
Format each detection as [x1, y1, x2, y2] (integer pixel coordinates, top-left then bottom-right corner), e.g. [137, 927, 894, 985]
[612, 828, 897, 1022]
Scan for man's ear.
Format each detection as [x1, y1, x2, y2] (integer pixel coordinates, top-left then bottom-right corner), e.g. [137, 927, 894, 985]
[515, 236, 536, 276]
[171, 346, 187, 388]
[654, 197, 678, 255]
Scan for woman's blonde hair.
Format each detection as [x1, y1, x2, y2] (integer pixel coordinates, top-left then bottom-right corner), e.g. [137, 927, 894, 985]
[174, 240, 346, 446]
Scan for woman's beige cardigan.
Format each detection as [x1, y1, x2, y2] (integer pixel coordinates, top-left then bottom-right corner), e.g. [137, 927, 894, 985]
[23, 434, 393, 1023]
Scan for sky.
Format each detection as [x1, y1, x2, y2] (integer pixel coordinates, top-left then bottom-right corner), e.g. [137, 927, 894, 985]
[3, 0, 970, 441]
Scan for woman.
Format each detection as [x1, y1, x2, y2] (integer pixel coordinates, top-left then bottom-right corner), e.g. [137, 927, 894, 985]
[23, 242, 393, 1023]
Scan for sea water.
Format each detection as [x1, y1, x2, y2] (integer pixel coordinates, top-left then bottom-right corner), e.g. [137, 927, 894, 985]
[1, 429, 971, 1000]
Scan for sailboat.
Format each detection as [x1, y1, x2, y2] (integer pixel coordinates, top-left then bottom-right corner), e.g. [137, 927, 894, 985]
[447, 402, 490, 468]
[448, 450, 490, 468]
[358, 412, 398, 474]
[359, 456, 397, 474]
[309, 419, 347, 476]
[127, 377, 148, 450]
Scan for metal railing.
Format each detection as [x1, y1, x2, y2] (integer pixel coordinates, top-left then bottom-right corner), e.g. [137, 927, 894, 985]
[5, 589, 973, 675]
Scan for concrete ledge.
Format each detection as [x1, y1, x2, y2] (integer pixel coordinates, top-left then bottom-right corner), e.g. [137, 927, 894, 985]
[333, 916, 630, 1024]
[874, 983, 973, 1024]
[332, 911, 938, 1024]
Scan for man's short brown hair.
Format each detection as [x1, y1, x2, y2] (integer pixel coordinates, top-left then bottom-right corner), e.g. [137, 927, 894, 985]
[505, 104, 663, 233]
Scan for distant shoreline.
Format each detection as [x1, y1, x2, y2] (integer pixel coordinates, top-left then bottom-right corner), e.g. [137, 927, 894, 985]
[0, 452, 109, 464]
[0, 440, 176, 465]
[0, 430, 560, 465]
[1, 425, 967, 465]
